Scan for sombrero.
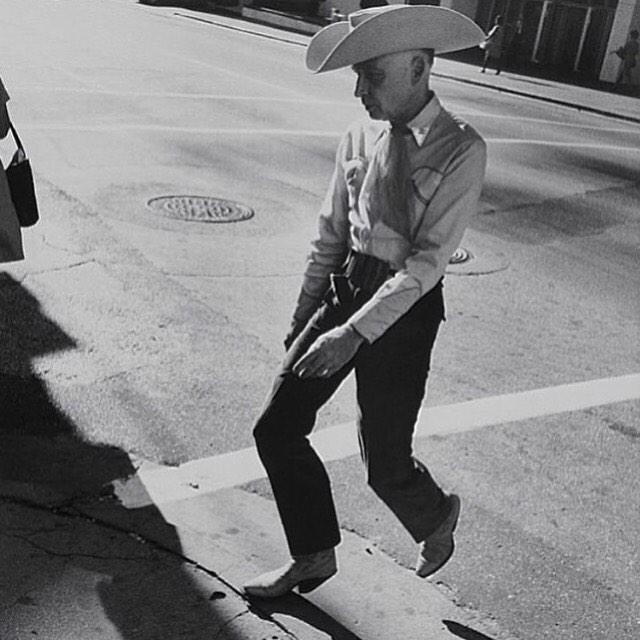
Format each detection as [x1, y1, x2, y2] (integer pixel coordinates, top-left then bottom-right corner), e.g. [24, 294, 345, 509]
[306, 5, 484, 73]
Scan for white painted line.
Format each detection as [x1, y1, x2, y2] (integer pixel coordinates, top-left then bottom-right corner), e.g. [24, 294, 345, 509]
[415, 373, 640, 437]
[18, 123, 640, 151]
[164, 51, 307, 100]
[488, 138, 640, 151]
[113, 373, 640, 508]
[17, 87, 353, 106]
[23, 123, 344, 137]
[15, 87, 638, 135]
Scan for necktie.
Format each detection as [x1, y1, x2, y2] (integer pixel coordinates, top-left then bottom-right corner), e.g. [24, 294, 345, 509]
[363, 123, 412, 239]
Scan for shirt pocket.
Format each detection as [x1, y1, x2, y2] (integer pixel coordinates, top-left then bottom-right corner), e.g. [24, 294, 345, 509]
[411, 166, 444, 207]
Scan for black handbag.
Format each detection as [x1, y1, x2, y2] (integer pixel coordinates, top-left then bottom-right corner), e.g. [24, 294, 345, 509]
[5, 119, 39, 227]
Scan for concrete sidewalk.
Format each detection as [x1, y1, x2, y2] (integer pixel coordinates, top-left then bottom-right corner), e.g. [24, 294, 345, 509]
[1, 472, 500, 640]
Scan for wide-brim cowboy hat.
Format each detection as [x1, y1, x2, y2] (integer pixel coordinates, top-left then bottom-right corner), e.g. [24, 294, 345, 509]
[306, 5, 485, 73]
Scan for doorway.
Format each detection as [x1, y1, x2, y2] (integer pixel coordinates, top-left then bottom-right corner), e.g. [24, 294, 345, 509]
[520, 0, 616, 78]
[539, 3, 587, 70]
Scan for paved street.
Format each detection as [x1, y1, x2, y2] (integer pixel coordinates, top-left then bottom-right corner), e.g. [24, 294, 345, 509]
[1, 1, 639, 639]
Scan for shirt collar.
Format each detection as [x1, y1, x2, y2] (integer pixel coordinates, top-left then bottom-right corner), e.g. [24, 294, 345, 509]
[405, 93, 441, 147]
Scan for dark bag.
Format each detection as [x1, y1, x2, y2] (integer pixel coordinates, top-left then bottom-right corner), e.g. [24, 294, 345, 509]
[5, 120, 39, 227]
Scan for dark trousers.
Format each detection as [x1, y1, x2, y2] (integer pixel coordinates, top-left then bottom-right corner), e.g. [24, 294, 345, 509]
[253, 275, 449, 556]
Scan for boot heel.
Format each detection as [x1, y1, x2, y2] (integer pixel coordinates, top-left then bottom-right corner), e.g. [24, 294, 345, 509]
[297, 573, 334, 594]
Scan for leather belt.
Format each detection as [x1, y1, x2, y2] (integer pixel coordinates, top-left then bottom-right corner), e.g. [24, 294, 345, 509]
[343, 250, 395, 293]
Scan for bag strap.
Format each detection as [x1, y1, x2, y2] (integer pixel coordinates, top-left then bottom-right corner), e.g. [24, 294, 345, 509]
[8, 118, 25, 153]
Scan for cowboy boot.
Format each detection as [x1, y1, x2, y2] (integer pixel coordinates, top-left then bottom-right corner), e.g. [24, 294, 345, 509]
[243, 548, 337, 598]
[415, 494, 461, 578]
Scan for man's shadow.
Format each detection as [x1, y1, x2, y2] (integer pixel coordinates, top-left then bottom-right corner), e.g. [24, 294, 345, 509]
[249, 594, 366, 640]
[0, 273, 265, 639]
[251, 600, 501, 639]
[443, 620, 498, 640]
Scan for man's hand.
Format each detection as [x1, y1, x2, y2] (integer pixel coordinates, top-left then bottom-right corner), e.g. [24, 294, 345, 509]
[293, 324, 364, 379]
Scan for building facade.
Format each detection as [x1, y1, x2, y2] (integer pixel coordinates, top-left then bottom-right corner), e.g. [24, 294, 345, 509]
[441, 0, 640, 83]
[321, 0, 640, 84]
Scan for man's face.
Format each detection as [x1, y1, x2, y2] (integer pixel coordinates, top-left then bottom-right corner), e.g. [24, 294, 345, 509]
[352, 51, 429, 122]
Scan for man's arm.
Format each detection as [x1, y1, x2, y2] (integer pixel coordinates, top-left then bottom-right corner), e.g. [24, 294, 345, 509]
[285, 133, 352, 347]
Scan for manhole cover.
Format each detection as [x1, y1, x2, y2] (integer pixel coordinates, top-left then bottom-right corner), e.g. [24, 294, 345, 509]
[449, 247, 472, 265]
[147, 196, 254, 223]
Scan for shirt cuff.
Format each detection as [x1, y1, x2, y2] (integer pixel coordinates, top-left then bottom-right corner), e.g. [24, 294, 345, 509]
[347, 275, 423, 343]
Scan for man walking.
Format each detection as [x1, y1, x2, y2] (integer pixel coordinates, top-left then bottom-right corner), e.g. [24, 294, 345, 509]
[244, 5, 487, 598]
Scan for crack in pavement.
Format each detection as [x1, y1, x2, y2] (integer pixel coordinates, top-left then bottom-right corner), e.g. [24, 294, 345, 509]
[0, 530, 153, 562]
[40, 233, 89, 257]
[0, 495, 297, 638]
[212, 610, 249, 640]
[18, 259, 104, 283]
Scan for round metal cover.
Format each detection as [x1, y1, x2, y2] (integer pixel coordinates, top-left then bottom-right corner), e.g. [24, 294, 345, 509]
[147, 196, 254, 223]
[449, 247, 472, 265]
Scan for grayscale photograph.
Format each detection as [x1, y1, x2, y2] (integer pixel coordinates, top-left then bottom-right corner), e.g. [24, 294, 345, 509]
[1, 1, 638, 639]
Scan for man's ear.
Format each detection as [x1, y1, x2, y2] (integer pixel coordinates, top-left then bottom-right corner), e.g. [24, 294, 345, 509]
[410, 55, 427, 84]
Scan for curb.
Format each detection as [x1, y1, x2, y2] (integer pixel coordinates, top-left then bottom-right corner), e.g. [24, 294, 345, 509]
[432, 71, 640, 125]
[242, 6, 323, 36]
[175, 10, 315, 43]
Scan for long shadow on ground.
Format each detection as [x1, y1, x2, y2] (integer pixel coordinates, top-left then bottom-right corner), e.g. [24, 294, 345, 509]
[0, 274, 263, 639]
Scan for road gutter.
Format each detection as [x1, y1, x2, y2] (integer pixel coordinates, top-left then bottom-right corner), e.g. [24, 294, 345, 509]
[432, 72, 640, 126]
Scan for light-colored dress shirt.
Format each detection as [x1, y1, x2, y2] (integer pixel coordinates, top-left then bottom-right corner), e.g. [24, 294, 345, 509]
[293, 93, 486, 343]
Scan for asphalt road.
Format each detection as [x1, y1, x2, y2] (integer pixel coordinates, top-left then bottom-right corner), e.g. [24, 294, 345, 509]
[1, 1, 639, 639]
